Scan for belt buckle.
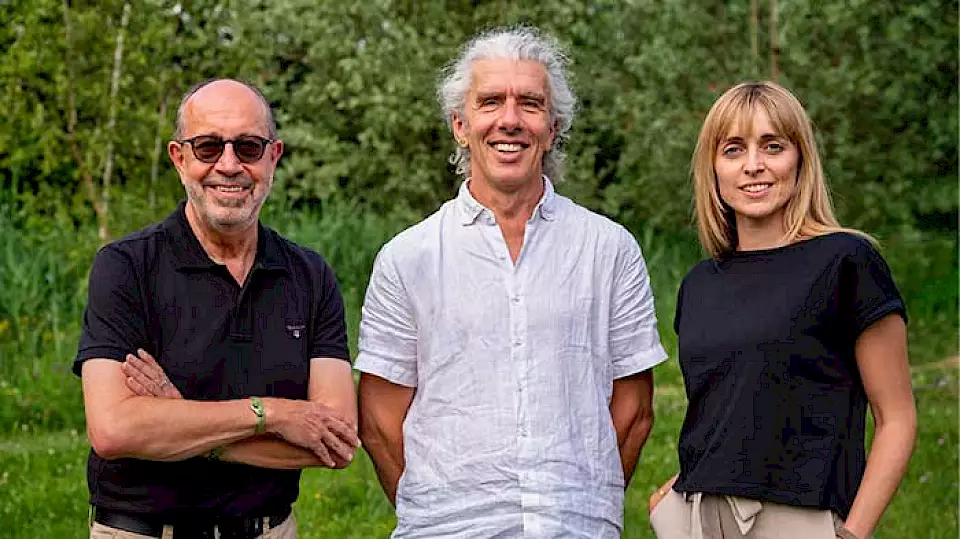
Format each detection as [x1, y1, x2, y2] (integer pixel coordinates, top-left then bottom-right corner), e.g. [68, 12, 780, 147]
[170, 523, 216, 539]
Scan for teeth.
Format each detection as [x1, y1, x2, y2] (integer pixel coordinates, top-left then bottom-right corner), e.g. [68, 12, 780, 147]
[742, 184, 771, 193]
[213, 185, 244, 192]
[493, 143, 522, 152]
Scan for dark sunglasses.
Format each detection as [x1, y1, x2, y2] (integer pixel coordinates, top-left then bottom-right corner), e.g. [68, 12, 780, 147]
[177, 135, 274, 164]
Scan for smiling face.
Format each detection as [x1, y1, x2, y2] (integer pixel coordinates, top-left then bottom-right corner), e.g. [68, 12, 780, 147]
[451, 59, 555, 192]
[168, 80, 283, 235]
[714, 106, 799, 236]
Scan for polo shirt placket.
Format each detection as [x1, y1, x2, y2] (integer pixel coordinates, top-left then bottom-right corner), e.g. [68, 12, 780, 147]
[163, 208, 305, 401]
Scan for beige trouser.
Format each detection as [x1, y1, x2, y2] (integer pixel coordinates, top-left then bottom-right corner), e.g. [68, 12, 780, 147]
[89, 513, 298, 539]
[650, 490, 842, 539]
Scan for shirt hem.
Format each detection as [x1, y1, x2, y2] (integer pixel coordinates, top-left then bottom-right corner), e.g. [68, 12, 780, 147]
[354, 353, 417, 387]
[612, 344, 669, 379]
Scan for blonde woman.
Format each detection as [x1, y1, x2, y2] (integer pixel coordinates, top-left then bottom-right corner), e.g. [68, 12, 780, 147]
[649, 81, 916, 539]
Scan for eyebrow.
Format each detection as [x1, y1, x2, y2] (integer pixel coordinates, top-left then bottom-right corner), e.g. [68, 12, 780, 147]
[517, 92, 547, 102]
[473, 90, 547, 102]
[187, 131, 269, 139]
[721, 133, 785, 143]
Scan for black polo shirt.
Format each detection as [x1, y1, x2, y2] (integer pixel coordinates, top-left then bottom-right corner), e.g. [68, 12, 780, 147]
[74, 201, 349, 519]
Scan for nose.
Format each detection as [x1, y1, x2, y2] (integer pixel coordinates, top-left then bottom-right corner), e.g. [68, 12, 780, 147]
[497, 99, 522, 133]
[744, 148, 765, 176]
[214, 142, 243, 176]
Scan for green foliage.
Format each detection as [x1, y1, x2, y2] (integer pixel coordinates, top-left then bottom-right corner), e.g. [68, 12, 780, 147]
[781, 0, 959, 230]
[0, 0, 955, 234]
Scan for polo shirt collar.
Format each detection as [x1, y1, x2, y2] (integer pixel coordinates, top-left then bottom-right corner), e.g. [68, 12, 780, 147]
[164, 201, 287, 272]
[456, 176, 558, 226]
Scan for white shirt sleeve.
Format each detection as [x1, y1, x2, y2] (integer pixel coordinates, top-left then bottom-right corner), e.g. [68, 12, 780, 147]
[354, 246, 419, 387]
[608, 228, 669, 378]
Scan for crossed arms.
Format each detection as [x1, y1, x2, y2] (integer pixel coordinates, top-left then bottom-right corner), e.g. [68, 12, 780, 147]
[82, 350, 359, 469]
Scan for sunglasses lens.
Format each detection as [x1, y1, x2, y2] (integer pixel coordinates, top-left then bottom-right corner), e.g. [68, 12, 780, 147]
[234, 137, 267, 163]
[191, 137, 224, 163]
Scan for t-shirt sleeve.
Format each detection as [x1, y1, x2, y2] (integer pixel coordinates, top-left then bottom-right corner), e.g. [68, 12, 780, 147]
[309, 256, 350, 362]
[673, 276, 686, 336]
[608, 228, 669, 378]
[841, 239, 907, 336]
[73, 245, 150, 376]
[354, 247, 418, 387]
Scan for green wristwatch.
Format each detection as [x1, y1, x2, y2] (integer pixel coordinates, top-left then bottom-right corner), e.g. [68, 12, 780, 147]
[250, 396, 266, 434]
[207, 446, 224, 460]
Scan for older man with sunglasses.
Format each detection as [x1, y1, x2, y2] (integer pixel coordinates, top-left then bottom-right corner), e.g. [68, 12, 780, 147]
[75, 78, 358, 539]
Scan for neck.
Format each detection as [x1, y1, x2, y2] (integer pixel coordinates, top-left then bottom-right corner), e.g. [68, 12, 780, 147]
[185, 203, 258, 264]
[468, 175, 545, 223]
[734, 215, 790, 252]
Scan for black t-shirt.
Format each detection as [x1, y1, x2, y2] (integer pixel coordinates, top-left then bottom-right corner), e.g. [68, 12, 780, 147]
[672, 232, 906, 518]
[74, 202, 349, 519]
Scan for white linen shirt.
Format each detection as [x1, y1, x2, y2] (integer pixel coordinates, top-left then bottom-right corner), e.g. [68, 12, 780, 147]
[356, 178, 668, 538]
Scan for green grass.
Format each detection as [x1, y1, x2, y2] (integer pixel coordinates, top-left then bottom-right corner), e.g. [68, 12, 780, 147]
[0, 198, 956, 537]
[1, 365, 954, 538]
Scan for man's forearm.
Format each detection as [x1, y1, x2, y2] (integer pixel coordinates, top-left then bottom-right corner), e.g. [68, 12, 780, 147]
[610, 370, 655, 487]
[89, 396, 261, 462]
[86, 357, 265, 461]
[618, 414, 654, 486]
[362, 436, 405, 505]
[220, 435, 350, 469]
[357, 372, 415, 504]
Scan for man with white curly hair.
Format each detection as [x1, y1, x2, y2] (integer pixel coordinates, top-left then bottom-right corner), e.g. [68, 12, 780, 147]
[356, 26, 668, 537]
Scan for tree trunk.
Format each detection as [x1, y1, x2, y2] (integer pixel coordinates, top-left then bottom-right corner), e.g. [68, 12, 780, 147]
[717, 0, 727, 77]
[750, 0, 759, 76]
[63, 0, 110, 242]
[769, 0, 780, 80]
[149, 80, 168, 210]
[101, 3, 131, 239]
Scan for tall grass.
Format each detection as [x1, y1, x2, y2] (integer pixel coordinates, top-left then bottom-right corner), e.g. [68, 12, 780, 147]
[0, 203, 94, 432]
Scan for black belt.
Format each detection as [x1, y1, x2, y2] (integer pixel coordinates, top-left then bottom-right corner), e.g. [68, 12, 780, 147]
[93, 506, 292, 539]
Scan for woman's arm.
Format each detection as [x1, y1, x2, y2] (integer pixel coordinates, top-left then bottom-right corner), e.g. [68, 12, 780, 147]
[842, 314, 917, 538]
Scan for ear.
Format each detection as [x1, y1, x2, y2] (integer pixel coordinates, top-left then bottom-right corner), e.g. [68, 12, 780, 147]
[168, 140, 186, 173]
[269, 139, 284, 165]
[451, 112, 467, 147]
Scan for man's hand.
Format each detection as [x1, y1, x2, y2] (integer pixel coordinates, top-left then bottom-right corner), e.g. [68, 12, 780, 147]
[263, 398, 360, 468]
[122, 349, 182, 399]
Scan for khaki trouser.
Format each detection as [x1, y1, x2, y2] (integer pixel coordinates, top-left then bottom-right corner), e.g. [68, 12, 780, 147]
[89, 513, 298, 539]
[651, 490, 842, 539]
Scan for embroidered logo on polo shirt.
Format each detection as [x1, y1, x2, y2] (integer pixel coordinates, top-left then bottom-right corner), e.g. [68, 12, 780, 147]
[286, 324, 306, 339]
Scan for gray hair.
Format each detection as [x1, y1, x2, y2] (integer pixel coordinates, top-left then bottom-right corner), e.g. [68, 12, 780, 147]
[437, 26, 577, 182]
[173, 78, 277, 140]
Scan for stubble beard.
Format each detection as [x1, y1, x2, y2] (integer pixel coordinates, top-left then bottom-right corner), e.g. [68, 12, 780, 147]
[186, 182, 266, 234]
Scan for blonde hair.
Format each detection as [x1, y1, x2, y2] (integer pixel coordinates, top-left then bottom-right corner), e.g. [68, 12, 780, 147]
[690, 81, 872, 257]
